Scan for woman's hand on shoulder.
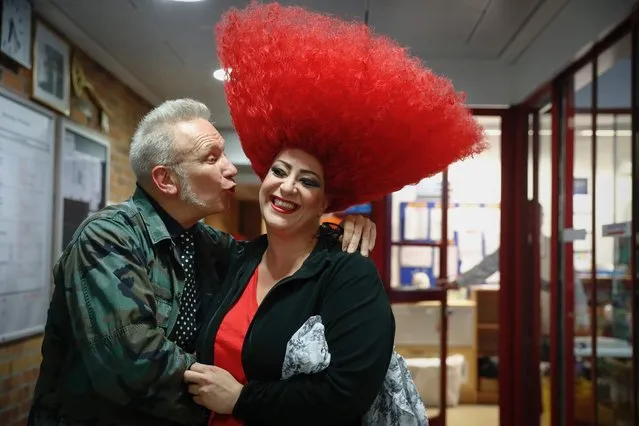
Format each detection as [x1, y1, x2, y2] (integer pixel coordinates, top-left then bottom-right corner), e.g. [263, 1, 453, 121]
[184, 363, 243, 414]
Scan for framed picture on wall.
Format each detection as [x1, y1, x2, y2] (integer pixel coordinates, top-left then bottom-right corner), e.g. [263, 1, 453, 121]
[0, 0, 33, 68]
[32, 21, 71, 115]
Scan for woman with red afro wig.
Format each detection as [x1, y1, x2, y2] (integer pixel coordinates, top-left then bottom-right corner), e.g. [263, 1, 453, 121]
[184, 3, 485, 426]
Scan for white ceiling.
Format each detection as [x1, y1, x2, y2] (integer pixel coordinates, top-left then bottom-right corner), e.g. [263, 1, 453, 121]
[34, 0, 593, 129]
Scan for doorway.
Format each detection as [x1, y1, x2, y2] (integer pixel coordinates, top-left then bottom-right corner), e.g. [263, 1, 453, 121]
[386, 113, 504, 426]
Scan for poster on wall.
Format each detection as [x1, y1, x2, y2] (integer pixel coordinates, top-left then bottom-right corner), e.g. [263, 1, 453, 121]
[0, 90, 56, 343]
[53, 120, 110, 260]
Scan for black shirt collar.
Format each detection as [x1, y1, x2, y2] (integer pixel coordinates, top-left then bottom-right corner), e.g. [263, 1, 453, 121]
[136, 184, 188, 239]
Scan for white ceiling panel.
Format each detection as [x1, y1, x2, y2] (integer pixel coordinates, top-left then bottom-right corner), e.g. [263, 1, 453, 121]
[368, 0, 487, 58]
[498, 0, 570, 64]
[464, 0, 546, 59]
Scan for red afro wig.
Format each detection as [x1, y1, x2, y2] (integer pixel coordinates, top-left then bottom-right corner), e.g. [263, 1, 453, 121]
[216, 2, 486, 212]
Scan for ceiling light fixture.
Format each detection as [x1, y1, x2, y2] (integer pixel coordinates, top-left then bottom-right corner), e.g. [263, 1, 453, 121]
[213, 68, 231, 82]
[169, 0, 206, 3]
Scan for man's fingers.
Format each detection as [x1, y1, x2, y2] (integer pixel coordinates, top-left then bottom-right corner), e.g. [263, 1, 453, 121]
[368, 222, 377, 253]
[347, 215, 364, 253]
[342, 217, 354, 251]
[359, 219, 371, 257]
[188, 384, 201, 395]
[360, 220, 377, 256]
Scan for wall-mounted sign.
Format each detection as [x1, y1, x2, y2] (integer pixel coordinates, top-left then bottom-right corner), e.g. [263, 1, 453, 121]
[602, 222, 630, 238]
[573, 178, 588, 195]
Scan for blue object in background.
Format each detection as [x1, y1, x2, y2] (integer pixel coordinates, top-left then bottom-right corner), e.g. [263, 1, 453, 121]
[343, 203, 372, 214]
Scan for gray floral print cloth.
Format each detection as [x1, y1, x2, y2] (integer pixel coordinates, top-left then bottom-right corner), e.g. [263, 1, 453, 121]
[281, 315, 429, 425]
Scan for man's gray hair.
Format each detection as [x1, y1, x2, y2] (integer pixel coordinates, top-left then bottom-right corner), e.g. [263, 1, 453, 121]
[129, 98, 211, 183]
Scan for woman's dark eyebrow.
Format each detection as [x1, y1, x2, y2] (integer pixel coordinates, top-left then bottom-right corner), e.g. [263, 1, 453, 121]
[277, 160, 321, 179]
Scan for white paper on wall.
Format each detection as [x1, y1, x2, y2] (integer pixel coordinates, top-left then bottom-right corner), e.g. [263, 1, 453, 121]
[62, 151, 103, 213]
[429, 208, 442, 241]
[399, 246, 432, 267]
[404, 204, 429, 240]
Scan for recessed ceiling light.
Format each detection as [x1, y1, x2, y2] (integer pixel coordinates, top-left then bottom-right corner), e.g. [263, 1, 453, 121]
[213, 68, 231, 82]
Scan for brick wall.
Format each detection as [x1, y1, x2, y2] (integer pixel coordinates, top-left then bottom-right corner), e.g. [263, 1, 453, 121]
[0, 20, 152, 425]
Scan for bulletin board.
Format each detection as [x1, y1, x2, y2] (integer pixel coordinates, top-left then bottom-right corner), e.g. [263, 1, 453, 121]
[52, 119, 110, 261]
[0, 88, 57, 343]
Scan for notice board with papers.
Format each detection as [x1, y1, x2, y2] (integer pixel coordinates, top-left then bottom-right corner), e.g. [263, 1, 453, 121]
[53, 120, 110, 261]
[0, 89, 57, 343]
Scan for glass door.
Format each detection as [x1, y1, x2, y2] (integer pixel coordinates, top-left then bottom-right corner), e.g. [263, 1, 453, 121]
[532, 31, 636, 426]
[528, 100, 554, 426]
[386, 113, 503, 426]
[565, 34, 634, 426]
[519, 12, 639, 426]
[591, 33, 634, 426]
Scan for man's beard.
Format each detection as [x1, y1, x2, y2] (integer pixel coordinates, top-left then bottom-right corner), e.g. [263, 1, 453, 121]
[175, 167, 208, 209]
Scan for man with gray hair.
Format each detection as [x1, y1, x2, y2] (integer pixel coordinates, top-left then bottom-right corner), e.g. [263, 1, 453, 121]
[28, 99, 376, 426]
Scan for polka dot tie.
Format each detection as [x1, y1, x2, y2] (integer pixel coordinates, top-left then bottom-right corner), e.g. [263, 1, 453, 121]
[171, 231, 198, 351]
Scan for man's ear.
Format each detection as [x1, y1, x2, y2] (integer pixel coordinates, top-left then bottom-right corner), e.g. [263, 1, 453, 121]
[151, 165, 179, 196]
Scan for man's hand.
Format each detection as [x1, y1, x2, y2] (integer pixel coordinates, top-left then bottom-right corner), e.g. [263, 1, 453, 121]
[341, 215, 376, 257]
[184, 363, 243, 415]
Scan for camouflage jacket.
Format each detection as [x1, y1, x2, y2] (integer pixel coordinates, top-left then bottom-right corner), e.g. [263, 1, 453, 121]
[28, 188, 240, 426]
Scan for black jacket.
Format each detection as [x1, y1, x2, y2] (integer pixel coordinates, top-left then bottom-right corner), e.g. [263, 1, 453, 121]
[197, 231, 395, 426]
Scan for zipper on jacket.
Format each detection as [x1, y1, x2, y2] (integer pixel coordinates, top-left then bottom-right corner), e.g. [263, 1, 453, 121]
[243, 275, 296, 352]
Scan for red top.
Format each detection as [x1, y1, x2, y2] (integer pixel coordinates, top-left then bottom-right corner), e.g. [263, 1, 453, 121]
[209, 268, 260, 426]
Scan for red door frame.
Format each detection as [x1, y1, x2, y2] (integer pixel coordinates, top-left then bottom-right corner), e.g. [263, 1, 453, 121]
[551, 77, 577, 426]
[508, 75, 580, 426]
[369, 196, 389, 280]
[530, 108, 543, 426]
[499, 104, 540, 426]
[632, 16, 639, 425]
